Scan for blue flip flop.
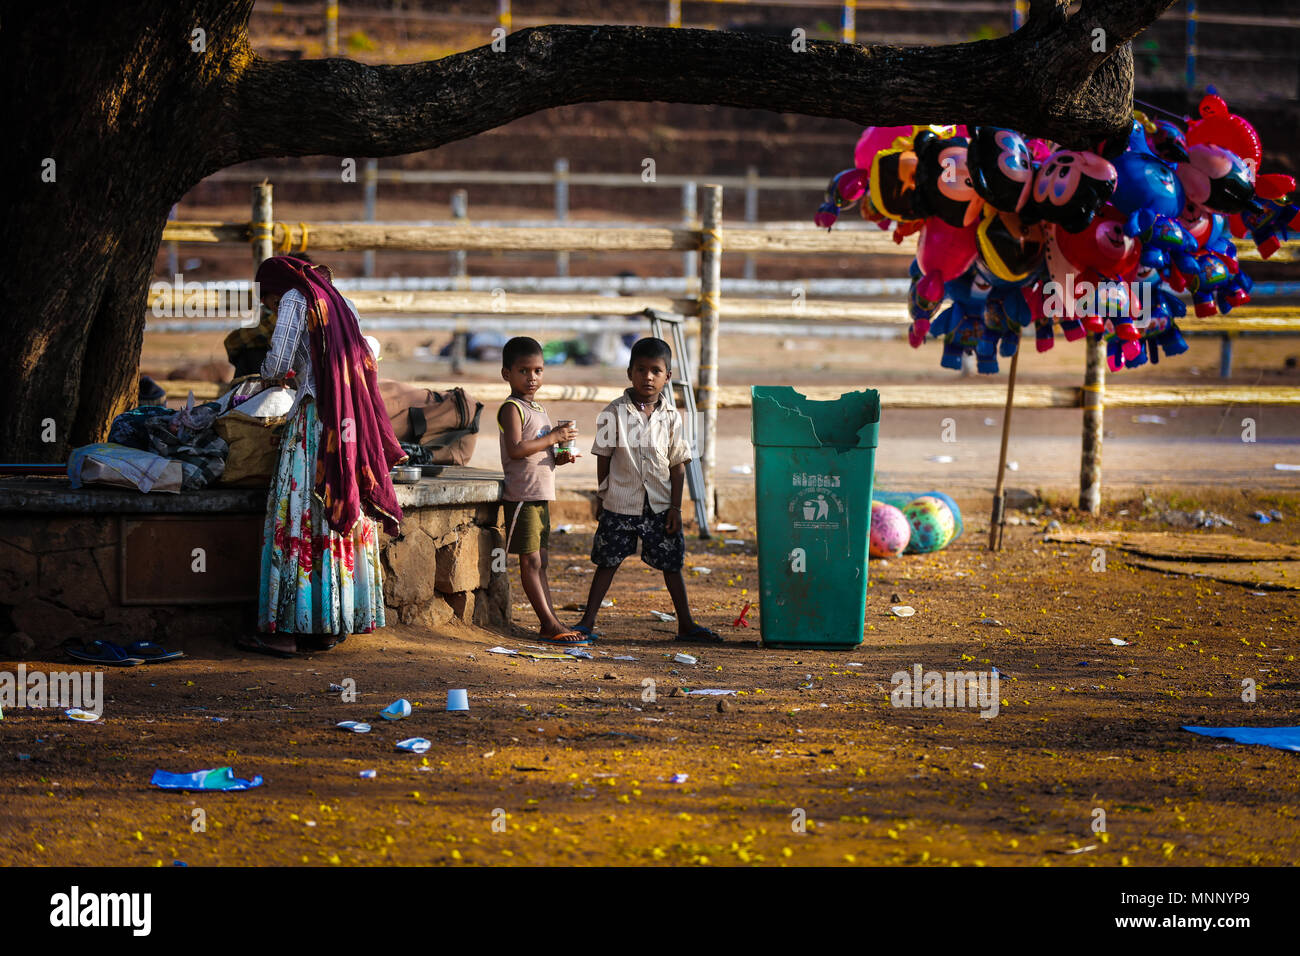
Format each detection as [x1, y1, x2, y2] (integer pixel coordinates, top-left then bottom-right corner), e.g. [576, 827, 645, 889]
[569, 624, 602, 641]
[127, 641, 184, 663]
[65, 641, 146, 666]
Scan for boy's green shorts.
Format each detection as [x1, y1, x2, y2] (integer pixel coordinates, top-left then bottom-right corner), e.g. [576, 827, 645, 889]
[504, 500, 550, 555]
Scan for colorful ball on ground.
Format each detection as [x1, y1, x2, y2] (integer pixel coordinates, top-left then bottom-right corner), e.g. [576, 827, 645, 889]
[870, 501, 911, 557]
[903, 496, 957, 553]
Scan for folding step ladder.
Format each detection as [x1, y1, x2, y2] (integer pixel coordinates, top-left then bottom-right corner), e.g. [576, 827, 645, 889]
[643, 308, 712, 538]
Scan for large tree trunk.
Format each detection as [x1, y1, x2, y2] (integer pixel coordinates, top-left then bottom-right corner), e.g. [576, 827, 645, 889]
[1, 0, 254, 461]
[0, 0, 1176, 461]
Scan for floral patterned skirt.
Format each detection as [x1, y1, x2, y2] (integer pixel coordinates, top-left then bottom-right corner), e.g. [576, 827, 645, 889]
[257, 399, 386, 635]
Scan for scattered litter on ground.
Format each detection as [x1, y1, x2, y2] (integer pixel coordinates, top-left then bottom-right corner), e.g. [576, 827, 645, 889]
[517, 651, 572, 660]
[1274, 463, 1300, 471]
[1132, 414, 1168, 425]
[673, 653, 697, 665]
[336, 721, 371, 733]
[846, 663, 863, 667]
[554, 524, 578, 534]
[1157, 509, 1234, 529]
[723, 539, 747, 546]
[973, 762, 986, 770]
[65, 709, 99, 722]
[649, 610, 676, 622]
[566, 648, 594, 659]
[685, 689, 737, 696]
[613, 655, 638, 661]
[1109, 638, 1132, 646]
[566, 565, 594, 573]
[488, 646, 518, 655]
[396, 738, 432, 754]
[732, 602, 752, 628]
[983, 417, 995, 426]
[890, 606, 916, 618]
[980, 617, 1003, 627]
[1006, 461, 1018, 471]
[731, 464, 753, 474]
[359, 770, 377, 779]
[926, 455, 954, 463]
[715, 522, 740, 532]
[690, 567, 712, 575]
[670, 773, 689, 784]
[446, 690, 469, 712]
[328, 683, 345, 693]
[380, 699, 412, 721]
[150, 768, 263, 791]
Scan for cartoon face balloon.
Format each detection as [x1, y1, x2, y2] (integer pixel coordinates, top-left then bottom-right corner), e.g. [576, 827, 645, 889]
[977, 207, 1047, 282]
[869, 145, 925, 222]
[1028, 149, 1118, 233]
[967, 127, 1034, 213]
[913, 131, 985, 228]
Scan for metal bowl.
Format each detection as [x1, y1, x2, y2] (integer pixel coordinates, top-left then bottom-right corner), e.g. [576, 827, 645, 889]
[390, 466, 422, 483]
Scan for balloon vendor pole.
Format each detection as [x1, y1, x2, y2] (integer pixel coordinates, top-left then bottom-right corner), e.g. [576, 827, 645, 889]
[988, 343, 1020, 551]
[1079, 332, 1105, 513]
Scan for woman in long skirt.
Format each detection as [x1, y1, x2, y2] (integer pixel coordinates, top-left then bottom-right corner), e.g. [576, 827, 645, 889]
[239, 256, 406, 657]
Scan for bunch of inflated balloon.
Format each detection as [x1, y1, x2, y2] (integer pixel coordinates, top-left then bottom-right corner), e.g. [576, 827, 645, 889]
[814, 91, 1294, 373]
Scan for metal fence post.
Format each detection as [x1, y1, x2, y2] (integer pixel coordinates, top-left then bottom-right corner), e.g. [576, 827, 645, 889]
[451, 189, 469, 373]
[362, 158, 378, 277]
[744, 165, 758, 281]
[325, 0, 339, 56]
[682, 181, 698, 287]
[554, 158, 570, 277]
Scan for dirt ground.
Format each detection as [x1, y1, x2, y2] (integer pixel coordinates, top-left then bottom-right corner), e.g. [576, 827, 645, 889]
[2, 488, 1297, 867]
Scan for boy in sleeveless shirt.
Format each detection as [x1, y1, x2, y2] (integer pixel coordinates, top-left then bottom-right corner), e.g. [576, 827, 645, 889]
[498, 337, 585, 645]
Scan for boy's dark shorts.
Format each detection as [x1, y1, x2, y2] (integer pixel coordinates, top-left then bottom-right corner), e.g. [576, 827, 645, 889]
[504, 500, 549, 555]
[591, 499, 685, 572]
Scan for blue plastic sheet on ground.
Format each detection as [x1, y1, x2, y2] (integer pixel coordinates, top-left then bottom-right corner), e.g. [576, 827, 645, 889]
[150, 767, 264, 791]
[1182, 725, 1300, 753]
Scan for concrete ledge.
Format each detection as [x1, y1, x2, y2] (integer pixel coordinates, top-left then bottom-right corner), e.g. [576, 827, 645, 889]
[0, 467, 505, 514]
[0, 469, 511, 654]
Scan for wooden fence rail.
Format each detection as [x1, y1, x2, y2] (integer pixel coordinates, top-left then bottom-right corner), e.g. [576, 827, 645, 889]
[154, 185, 1300, 512]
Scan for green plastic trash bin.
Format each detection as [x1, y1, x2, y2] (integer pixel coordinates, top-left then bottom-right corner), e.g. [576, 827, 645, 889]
[751, 386, 880, 649]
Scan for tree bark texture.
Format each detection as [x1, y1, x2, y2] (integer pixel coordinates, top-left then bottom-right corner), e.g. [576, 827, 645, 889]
[0, 0, 1176, 459]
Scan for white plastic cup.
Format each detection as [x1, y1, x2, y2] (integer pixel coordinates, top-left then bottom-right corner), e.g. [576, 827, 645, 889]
[447, 689, 469, 712]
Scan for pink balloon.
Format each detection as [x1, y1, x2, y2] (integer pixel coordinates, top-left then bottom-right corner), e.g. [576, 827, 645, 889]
[916, 218, 978, 306]
[853, 125, 916, 172]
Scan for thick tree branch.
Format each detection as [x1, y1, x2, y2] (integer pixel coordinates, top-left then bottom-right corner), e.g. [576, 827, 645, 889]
[218, 4, 1177, 169]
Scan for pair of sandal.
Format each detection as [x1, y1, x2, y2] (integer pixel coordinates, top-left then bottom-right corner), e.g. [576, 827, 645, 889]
[65, 640, 184, 665]
[237, 634, 347, 659]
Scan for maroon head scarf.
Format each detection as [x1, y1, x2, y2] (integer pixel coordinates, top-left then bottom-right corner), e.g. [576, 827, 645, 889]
[256, 255, 406, 536]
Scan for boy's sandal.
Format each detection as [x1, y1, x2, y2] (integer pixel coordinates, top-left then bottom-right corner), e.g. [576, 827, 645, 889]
[64, 640, 146, 666]
[537, 630, 592, 647]
[675, 626, 725, 644]
[569, 624, 602, 641]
